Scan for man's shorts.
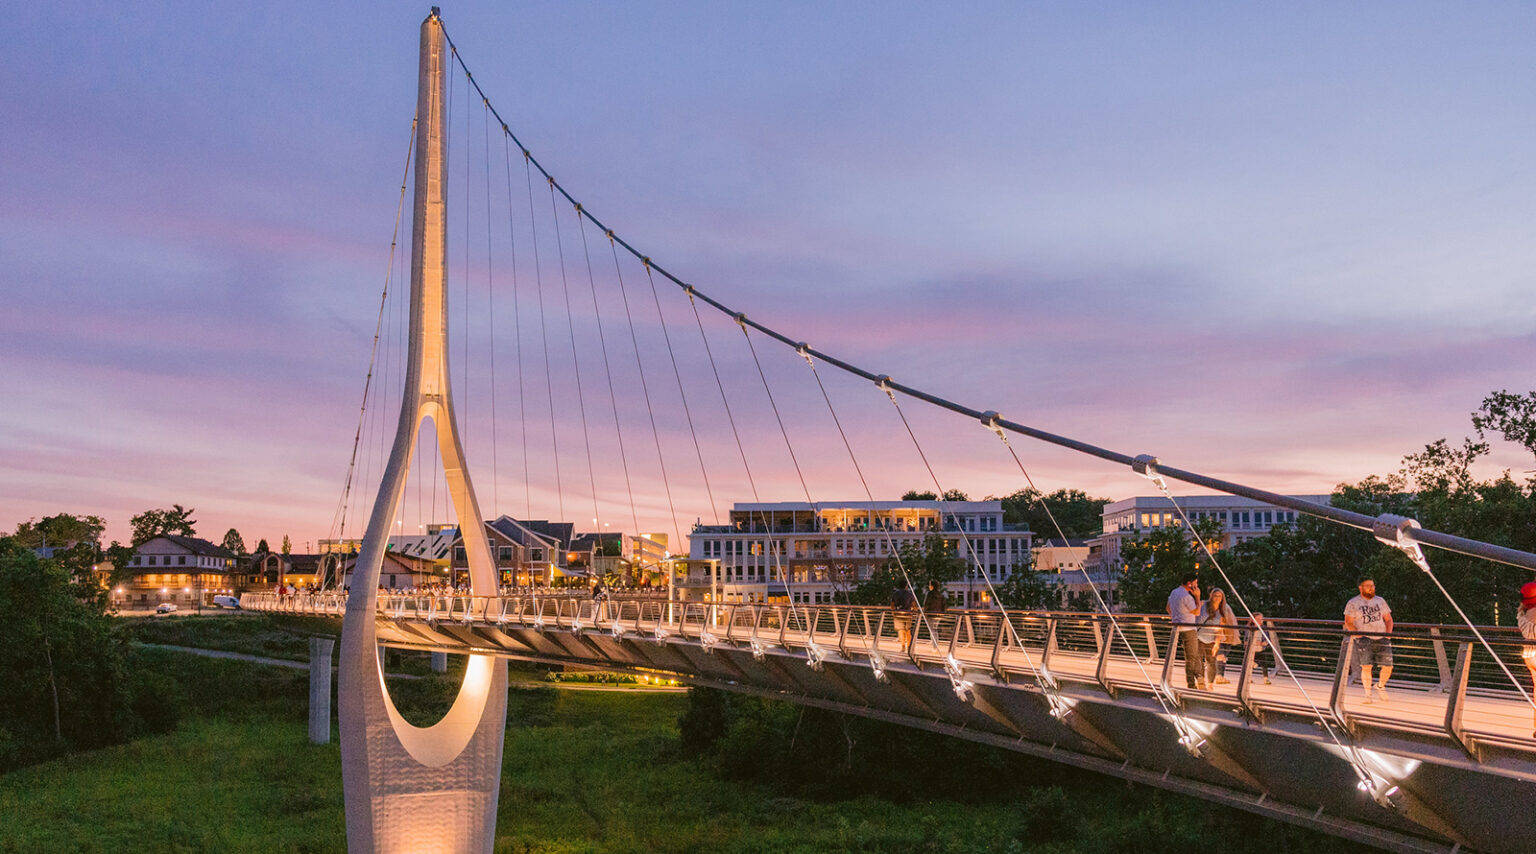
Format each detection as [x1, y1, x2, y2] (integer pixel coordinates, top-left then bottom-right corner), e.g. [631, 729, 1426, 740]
[1355, 636, 1393, 668]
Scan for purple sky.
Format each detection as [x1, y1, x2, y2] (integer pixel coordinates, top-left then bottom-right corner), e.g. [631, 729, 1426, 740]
[4, 2, 1534, 549]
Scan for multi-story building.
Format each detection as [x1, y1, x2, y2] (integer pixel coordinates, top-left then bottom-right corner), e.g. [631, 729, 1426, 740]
[1089, 493, 1331, 572]
[113, 535, 241, 608]
[448, 517, 573, 587]
[687, 500, 1033, 608]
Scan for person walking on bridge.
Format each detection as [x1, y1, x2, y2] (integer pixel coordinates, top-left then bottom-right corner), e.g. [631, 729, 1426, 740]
[1519, 581, 1536, 737]
[1168, 572, 1202, 690]
[1344, 577, 1393, 704]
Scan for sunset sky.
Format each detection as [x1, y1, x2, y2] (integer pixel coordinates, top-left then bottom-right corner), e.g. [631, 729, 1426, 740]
[4, 2, 1535, 549]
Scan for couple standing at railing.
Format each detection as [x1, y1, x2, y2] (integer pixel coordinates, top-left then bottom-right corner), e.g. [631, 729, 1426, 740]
[1167, 573, 1249, 691]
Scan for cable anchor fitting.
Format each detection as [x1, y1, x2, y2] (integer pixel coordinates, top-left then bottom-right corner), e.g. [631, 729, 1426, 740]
[1374, 513, 1428, 569]
[980, 410, 1005, 439]
[795, 342, 813, 366]
[733, 312, 747, 328]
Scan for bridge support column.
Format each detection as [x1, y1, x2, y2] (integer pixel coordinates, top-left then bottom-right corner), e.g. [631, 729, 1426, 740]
[431, 651, 448, 673]
[309, 637, 334, 744]
[336, 11, 508, 853]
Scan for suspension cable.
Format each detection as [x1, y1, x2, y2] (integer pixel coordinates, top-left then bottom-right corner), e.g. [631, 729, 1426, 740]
[330, 116, 418, 582]
[577, 211, 641, 543]
[482, 99, 500, 514]
[645, 262, 719, 524]
[548, 181, 604, 539]
[869, 375, 1077, 698]
[522, 151, 563, 521]
[435, 21, 1536, 576]
[611, 236, 684, 560]
[686, 292, 810, 636]
[500, 132, 531, 518]
[982, 421, 1211, 742]
[1379, 525, 1535, 708]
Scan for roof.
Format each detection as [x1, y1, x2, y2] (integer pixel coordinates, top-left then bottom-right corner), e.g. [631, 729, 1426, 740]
[488, 517, 573, 549]
[1038, 538, 1089, 548]
[142, 535, 236, 559]
[570, 531, 622, 551]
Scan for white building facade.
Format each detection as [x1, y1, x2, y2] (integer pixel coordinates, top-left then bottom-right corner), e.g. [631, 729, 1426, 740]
[1089, 493, 1332, 572]
[687, 500, 1033, 608]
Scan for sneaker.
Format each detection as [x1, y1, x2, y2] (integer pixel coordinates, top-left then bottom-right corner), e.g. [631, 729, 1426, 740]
[1196, 680, 1209, 691]
[1375, 688, 1389, 704]
[1263, 677, 1272, 685]
[1362, 691, 1375, 704]
[1213, 677, 1230, 685]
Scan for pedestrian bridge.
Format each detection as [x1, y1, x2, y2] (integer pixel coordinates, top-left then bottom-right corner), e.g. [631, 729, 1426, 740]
[246, 591, 1536, 853]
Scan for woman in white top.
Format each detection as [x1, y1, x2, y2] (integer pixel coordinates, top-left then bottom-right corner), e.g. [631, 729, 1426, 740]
[1197, 588, 1237, 689]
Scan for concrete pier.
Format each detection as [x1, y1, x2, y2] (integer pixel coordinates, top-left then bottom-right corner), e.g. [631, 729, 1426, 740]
[309, 637, 334, 744]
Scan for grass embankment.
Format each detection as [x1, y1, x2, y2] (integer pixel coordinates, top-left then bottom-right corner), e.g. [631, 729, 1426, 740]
[0, 624, 1365, 852]
[119, 612, 320, 661]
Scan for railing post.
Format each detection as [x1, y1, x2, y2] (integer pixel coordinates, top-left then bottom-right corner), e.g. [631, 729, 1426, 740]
[1041, 617, 1058, 670]
[1094, 618, 1116, 696]
[1142, 620, 1159, 663]
[1329, 636, 1355, 735]
[989, 614, 1008, 681]
[1089, 619, 1104, 655]
[1235, 625, 1261, 721]
[1443, 641, 1481, 760]
[1430, 626, 1453, 693]
[1159, 627, 1179, 702]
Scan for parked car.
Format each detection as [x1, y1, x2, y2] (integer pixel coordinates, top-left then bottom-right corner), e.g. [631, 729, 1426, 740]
[155, 602, 178, 614]
[212, 595, 241, 610]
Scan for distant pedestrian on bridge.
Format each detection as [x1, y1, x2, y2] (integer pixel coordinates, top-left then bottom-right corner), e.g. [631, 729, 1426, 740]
[1168, 572, 1202, 690]
[923, 580, 948, 615]
[892, 585, 917, 648]
[1520, 581, 1536, 737]
[1344, 578, 1394, 704]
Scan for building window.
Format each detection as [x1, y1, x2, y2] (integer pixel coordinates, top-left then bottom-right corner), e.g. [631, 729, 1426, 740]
[178, 556, 186, 565]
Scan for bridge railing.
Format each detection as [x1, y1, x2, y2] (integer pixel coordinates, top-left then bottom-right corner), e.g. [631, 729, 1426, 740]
[241, 590, 1535, 747]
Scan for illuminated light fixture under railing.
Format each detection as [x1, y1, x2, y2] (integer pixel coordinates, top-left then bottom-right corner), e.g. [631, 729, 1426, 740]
[609, 621, 624, 639]
[869, 652, 888, 682]
[944, 654, 975, 702]
[805, 640, 827, 672]
[750, 638, 768, 660]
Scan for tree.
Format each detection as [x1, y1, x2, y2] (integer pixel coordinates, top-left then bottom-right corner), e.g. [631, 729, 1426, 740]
[0, 537, 173, 771]
[1472, 389, 1536, 462]
[129, 505, 196, 546]
[1115, 517, 1225, 615]
[849, 534, 964, 605]
[254, 538, 271, 555]
[997, 488, 1108, 539]
[900, 490, 937, 501]
[940, 489, 969, 502]
[8, 514, 105, 552]
[220, 528, 247, 555]
[280, 535, 292, 555]
[996, 562, 1059, 610]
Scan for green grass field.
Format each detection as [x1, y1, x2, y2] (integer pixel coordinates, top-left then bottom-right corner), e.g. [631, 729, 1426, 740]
[0, 641, 1360, 853]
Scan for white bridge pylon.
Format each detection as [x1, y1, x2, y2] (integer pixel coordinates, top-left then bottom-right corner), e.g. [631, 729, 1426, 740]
[337, 9, 507, 853]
